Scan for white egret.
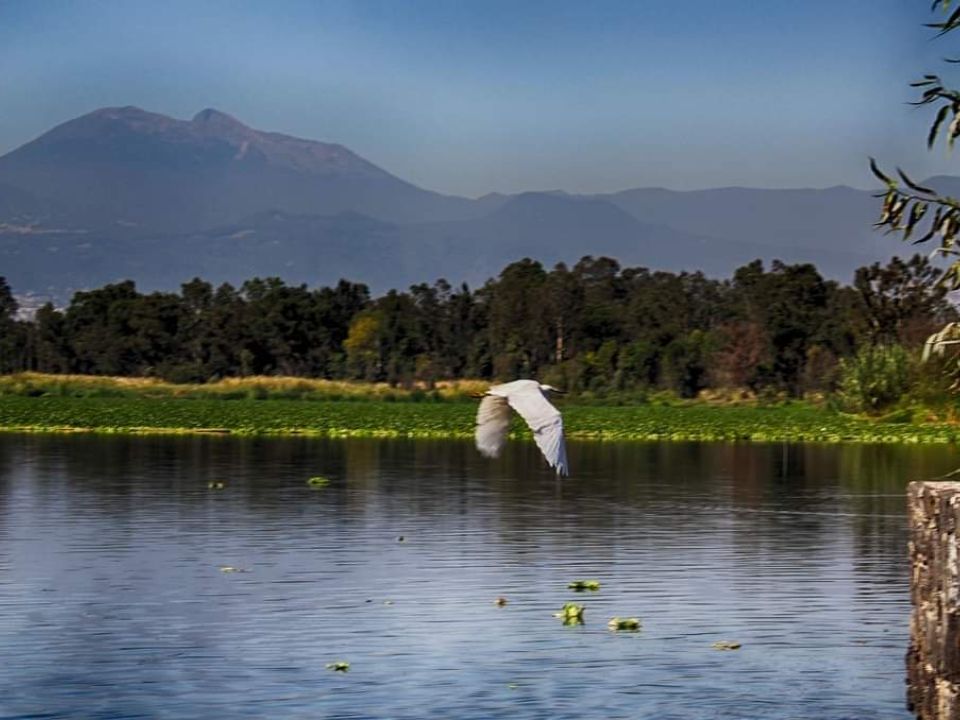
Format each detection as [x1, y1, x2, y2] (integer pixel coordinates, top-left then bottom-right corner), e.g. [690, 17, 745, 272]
[475, 380, 568, 476]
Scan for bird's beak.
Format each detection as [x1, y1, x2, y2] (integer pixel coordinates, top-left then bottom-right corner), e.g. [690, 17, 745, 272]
[551, 389, 567, 394]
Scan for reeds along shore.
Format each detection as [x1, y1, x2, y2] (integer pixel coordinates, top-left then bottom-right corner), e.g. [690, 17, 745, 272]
[2, 373, 960, 444]
[0, 372, 489, 403]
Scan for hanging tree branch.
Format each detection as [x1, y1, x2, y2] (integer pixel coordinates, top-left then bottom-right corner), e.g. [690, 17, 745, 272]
[874, 0, 960, 312]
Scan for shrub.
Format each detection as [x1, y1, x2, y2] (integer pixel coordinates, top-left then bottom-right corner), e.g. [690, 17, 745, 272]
[835, 345, 913, 413]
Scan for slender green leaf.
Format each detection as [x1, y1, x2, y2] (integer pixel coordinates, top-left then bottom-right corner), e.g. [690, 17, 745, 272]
[898, 169, 936, 195]
[869, 158, 895, 187]
[915, 208, 943, 244]
[950, 112, 960, 148]
[904, 201, 929, 241]
[929, 104, 951, 148]
[926, 6, 960, 35]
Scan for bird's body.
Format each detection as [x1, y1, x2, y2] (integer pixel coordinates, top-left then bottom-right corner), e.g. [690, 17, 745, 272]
[475, 380, 568, 476]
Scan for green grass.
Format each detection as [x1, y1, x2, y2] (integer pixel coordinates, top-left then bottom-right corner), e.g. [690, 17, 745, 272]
[2, 394, 959, 443]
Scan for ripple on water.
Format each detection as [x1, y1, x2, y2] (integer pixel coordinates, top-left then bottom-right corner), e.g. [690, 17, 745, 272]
[0, 435, 939, 719]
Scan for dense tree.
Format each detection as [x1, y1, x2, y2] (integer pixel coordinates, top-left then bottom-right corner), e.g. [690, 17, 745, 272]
[482, 259, 551, 378]
[713, 321, 769, 389]
[0, 255, 950, 400]
[376, 290, 423, 385]
[572, 256, 626, 349]
[305, 279, 369, 378]
[344, 309, 383, 381]
[730, 260, 830, 394]
[542, 263, 582, 364]
[64, 281, 144, 375]
[241, 278, 319, 376]
[852, 255, 951, 346]
[0, 277, 24, 373]
[31, 303, 70, 373]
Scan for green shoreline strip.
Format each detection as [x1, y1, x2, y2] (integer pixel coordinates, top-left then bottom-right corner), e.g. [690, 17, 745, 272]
[1, 396, 959, 444]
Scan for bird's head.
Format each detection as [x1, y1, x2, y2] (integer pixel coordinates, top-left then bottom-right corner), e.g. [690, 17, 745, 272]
[539, 384, 567, 394]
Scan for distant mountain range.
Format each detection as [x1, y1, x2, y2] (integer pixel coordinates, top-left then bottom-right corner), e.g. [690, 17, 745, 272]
[0, 106, 928, 301]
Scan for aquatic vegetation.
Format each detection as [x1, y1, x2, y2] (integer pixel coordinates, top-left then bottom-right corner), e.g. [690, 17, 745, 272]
[554, 602, 585, 625]
[568, 579, 601, 591]
[307, 476, 330, 487]
[607, 617, 641, 631]
[0, 395, 474, 438]
[326, 661, 350, 672]
[711, 641, 742, 650]
[2, 393, 959, 444]
[219, 566, 248, 573]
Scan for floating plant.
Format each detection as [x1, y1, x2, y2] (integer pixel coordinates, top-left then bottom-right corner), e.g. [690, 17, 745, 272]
[711, 641, 742, 651]
[554, 602, 585, 625]
[607, 617, 641, 631]
[568, 579, 601, 592]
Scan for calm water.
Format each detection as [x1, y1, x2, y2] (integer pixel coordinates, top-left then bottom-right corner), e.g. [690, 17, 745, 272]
[0, 435, 955, 719]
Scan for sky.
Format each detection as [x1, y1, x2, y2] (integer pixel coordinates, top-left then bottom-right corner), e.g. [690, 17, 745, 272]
[0, 0, 956, 197]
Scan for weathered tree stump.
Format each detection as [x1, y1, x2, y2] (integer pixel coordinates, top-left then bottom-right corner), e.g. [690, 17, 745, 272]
[908, 481, 960, 720]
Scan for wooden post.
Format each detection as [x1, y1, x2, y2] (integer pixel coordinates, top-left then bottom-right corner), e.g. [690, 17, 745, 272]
[908, 481, 960, 720]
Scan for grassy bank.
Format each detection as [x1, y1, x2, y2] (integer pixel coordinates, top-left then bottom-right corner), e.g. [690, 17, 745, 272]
[0, 372, 488, 402]
[2, 391, 960, 443]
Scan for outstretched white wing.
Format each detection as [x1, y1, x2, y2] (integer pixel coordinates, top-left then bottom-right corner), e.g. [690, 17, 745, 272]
[475, 394, 511, 458]
[506, 386, 568, 476]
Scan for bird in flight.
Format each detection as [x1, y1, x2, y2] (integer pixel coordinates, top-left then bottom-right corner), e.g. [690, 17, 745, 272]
[474, 380, 568, 476]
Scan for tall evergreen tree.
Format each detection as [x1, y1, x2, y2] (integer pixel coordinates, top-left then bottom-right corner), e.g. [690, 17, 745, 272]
[0, 277, 22, 373]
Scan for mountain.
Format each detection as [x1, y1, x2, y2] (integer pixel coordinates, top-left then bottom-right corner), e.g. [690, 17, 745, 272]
[0, 181, 63, 224]
[600, 185, 908, 276]
[1, 197, 715, 296]
[392, 192, 760, 282]
[0, 106, 477, 232]
[0, 106, 927, 301]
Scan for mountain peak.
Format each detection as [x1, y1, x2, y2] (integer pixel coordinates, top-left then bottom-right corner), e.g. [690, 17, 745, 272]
[80, 105, 174, 126]
[91, 105, 151, 118]
[34, 105, 181, 142]
[191, 108, 249, 132]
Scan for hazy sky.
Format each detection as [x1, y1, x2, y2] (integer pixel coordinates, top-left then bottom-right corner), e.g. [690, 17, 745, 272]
[0, 0, 956, 196]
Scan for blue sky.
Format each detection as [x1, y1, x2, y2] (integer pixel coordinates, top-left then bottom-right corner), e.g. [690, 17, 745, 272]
[0, 0, 953, 196]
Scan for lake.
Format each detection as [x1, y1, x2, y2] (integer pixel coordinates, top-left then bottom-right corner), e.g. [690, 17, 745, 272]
[0, 435, 954, 719]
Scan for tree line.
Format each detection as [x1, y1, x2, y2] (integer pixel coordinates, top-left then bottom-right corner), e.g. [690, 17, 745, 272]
[0, 254, 954, 403]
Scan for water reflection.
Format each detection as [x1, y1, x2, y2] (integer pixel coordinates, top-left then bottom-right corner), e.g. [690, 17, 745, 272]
[0, 434, 953, 719]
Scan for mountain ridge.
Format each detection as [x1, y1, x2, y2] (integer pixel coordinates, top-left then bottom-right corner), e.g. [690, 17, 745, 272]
[0, 106, 926, 300]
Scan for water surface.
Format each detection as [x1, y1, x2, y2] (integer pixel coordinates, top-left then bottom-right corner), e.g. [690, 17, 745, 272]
[0, 435, 953, 719]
